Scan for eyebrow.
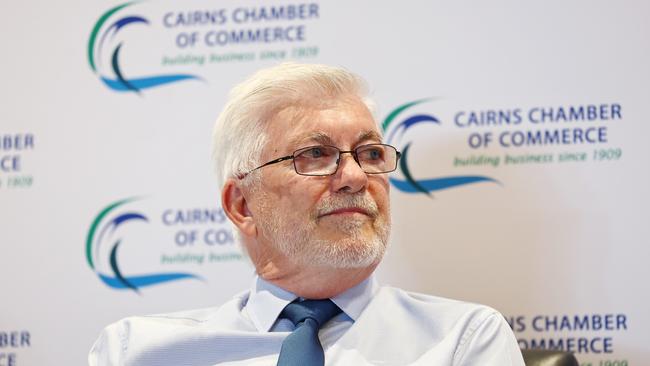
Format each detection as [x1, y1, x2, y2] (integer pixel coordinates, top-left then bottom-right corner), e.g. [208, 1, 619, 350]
[289, 130, 383, 150]
[357, 130, 383, 144]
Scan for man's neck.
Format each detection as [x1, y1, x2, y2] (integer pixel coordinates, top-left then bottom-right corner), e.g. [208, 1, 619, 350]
[256, 260, 378, 299]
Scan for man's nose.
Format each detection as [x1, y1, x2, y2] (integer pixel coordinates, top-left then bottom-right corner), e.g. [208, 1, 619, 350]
[331, 152, 368, 193]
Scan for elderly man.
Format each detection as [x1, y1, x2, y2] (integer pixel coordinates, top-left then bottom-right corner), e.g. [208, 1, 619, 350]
[89, 63, 524, 365]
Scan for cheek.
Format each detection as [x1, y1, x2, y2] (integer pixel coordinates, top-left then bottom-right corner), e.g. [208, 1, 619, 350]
[370, 176, 390, 196]
[278, 176, 326, 213]
[370, 179, 391, 214]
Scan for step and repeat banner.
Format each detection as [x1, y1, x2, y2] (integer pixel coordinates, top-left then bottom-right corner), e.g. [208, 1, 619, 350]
[1, 1, 648, 365]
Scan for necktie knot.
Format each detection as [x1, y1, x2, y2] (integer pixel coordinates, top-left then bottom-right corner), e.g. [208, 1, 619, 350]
[280, 299, 342, 328]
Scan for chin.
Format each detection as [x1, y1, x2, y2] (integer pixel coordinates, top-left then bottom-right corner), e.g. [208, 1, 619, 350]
[300, 232, 388, 269]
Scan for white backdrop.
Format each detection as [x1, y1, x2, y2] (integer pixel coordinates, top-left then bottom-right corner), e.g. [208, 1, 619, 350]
[1, 1, 648, 365]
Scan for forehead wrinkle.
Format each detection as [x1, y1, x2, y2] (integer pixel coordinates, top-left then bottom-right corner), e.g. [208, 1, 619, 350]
[289, 131, 334, 149]
[289, 129, 383, 151]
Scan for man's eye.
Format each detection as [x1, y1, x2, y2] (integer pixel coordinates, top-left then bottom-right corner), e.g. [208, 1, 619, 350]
[301, 147, 331, 159]
[361, 147, 384, 161]
[310, 148, 323, 158]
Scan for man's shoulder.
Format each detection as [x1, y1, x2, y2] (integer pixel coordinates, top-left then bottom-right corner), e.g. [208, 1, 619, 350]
[377, 285, 499, 314]
[368, 286, 504, 335]
[344, 286, 522, 365]
[349, 286, 522, 365]
[99, 290, 251, 336]
[88, 290, 268, 365]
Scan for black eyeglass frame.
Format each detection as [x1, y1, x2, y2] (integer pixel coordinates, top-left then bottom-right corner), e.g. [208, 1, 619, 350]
[237, 143, 401, 179]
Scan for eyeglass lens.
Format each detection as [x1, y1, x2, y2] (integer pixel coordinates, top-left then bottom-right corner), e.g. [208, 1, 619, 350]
[293, 144, 397, 176]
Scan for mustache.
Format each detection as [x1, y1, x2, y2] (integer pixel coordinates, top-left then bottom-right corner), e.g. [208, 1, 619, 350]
[315, 194, 379, 218]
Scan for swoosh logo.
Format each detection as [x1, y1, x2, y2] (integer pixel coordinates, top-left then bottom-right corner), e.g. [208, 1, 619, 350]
[88, 2, 201, 94]
[86, 197, 201, 293]
[383, 99, 499, 195]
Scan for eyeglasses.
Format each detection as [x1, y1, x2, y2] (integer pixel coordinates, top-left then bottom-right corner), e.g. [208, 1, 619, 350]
[238, 143, 401, 178]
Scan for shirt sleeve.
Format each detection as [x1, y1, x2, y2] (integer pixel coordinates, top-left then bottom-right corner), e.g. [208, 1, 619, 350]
[453, 311, 525, 366]
[88, 321, 126, 366]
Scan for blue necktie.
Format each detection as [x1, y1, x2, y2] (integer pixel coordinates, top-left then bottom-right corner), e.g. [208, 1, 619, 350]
[276, 299, 342, 366]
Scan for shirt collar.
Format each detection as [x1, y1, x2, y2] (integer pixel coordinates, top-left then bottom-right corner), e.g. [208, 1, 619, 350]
[245, 275, 379, 332]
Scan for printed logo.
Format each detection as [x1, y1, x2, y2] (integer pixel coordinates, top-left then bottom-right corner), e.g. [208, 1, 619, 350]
[383, 99, 497, 195]
[507, 313, 628, 361]
[86, 197, 201, 293]
[0, 133, 35, 190]
[87, 2, 200, 93]
[87, 2, 323, 94]
[0, 329, 30, 365]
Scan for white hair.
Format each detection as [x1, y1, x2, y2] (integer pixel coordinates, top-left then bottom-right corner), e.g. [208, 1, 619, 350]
[212, 62, 374, 189]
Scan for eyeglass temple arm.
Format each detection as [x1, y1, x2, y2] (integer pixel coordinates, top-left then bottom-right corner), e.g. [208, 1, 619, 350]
[236, 155, 294, 180]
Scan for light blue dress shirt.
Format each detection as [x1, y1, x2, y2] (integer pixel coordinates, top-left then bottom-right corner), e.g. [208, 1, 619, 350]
[89, 276, 525, 365]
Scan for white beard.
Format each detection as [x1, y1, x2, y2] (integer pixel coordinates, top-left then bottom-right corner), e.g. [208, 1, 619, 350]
[256, 192, 390, 269]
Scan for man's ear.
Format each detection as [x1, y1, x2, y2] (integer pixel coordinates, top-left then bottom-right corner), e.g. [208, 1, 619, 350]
[221, 179, 256, 237]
